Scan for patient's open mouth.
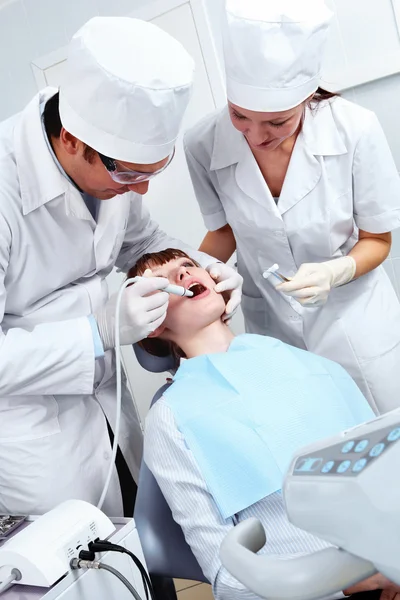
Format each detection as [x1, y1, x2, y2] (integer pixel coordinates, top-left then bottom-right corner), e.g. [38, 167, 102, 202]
[187, 283, 209, 299]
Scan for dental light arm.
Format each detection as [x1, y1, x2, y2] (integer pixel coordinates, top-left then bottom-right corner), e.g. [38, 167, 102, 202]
[220, 520, 376, 600]
[220, 409, 400, 600]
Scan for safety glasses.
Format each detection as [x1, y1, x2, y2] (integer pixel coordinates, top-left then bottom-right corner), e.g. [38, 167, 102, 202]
[98, 149, 175, 184]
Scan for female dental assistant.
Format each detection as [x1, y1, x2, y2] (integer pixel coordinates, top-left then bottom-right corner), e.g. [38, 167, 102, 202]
[184, 0, 400, 415]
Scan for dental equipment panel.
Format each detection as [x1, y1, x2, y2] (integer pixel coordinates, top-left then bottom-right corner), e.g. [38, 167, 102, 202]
[0, 500, 114, 588]
[220, 408, 400, 600]
[0, 500, 148, 600]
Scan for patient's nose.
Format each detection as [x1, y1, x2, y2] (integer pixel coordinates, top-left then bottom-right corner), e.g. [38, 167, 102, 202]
[177, 265, 189, 283]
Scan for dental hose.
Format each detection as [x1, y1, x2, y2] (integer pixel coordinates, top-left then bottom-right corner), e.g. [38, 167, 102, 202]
[97, 277, 192, 509]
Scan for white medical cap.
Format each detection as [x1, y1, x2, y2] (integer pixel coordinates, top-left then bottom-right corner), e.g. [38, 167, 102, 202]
[223, 0, 333, 112]
[59, 17, 195, 163]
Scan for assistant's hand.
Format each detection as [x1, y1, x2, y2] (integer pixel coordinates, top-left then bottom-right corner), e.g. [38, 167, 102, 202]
[95, 276, 170, 350]
[207, 262, 243, 321]
[277, 256, 356, 307]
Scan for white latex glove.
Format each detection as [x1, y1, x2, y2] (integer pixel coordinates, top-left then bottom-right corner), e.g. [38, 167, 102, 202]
[95, 276, 170, 350]
[207, 262, 243, 321]
[277, 256, 356, 307]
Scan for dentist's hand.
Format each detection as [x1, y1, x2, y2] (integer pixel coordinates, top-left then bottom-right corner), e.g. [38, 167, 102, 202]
[277, 256, 356, 307]
[207, 262, 243, 321]
[95, 276, 170, 350]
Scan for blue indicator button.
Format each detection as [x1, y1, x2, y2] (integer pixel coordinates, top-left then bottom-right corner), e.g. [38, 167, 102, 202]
[387, 428, 400, 442]
[337, 460, 351, 474]
[369, 443, 385, 458]
[295, 458, 322, 472]
[355, 440, 369, 453]
[341, 441, 355, 454]
[353, 458, 367, 473]
[321, 461, 335, 474]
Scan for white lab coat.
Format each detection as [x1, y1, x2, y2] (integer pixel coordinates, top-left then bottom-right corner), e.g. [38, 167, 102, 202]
[185, 98, 400, 415]
[0, 88, 207, 516]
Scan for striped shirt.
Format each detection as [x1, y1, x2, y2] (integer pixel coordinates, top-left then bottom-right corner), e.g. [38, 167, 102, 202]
[144, 398, 345, 600]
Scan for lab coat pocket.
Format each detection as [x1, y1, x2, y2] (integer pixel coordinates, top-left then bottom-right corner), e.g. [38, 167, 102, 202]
[0, 395, 61, 443]
[241, 294, 268, 334]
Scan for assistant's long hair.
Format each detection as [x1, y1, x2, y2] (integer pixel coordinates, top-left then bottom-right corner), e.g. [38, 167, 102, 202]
[311, 87, 339, 105]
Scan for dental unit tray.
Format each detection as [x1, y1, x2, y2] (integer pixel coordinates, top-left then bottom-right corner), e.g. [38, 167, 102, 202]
[0, 517, 26, 541]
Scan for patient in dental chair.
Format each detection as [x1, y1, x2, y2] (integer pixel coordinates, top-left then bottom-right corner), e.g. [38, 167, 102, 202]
[128, 249, 396, 600]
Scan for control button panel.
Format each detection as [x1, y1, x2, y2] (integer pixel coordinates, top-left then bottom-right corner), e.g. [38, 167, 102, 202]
[293, 421, 400, 478]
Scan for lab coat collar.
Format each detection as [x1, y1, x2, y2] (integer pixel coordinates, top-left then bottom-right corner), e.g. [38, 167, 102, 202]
[303, 100, 347, 157]
[210, 107, 246, 171]
[210, 100, 347, 173]
[277, 101, 347, 215]
[15, 88, 92, 221]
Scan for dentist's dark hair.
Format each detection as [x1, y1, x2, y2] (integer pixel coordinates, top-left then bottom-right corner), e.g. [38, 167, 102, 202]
[43, 92, 96, 163]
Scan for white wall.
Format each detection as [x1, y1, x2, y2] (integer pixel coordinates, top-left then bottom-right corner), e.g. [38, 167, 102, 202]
[1, 0, 399, 152]
[0, 0, 151, 118]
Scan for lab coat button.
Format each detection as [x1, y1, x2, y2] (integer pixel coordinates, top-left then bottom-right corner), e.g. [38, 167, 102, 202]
[104, 452, 110, 460]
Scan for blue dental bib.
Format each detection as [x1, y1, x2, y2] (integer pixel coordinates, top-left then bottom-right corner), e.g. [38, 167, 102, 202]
[164, 334, 374, 519]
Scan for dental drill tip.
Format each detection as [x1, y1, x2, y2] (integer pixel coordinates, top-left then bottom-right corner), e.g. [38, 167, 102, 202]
[164, 283, 194, 297]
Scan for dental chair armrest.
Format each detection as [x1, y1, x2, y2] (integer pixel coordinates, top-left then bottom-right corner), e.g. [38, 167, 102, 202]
[219, 518, 377, 600]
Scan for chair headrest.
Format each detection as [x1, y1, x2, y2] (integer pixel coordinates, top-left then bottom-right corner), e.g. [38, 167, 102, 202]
[134, 343, 177, 373]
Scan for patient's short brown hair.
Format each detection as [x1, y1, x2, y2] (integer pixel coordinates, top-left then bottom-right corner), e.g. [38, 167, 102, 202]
[127, 248, 200, 359]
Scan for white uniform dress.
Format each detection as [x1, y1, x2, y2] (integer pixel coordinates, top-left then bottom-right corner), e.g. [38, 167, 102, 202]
[0, 88, 208, 516]
[185, 98, 400, 415]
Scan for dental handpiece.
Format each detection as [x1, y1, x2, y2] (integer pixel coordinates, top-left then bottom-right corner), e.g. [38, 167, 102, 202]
[164, 284, 193, 297]
[132, 276, 193, 297]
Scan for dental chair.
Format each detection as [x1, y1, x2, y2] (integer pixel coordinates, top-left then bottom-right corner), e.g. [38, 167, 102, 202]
[133, 345, 208, 600]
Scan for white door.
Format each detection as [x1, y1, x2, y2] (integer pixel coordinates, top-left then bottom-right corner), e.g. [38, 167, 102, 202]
[31, 0, 244, 422]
